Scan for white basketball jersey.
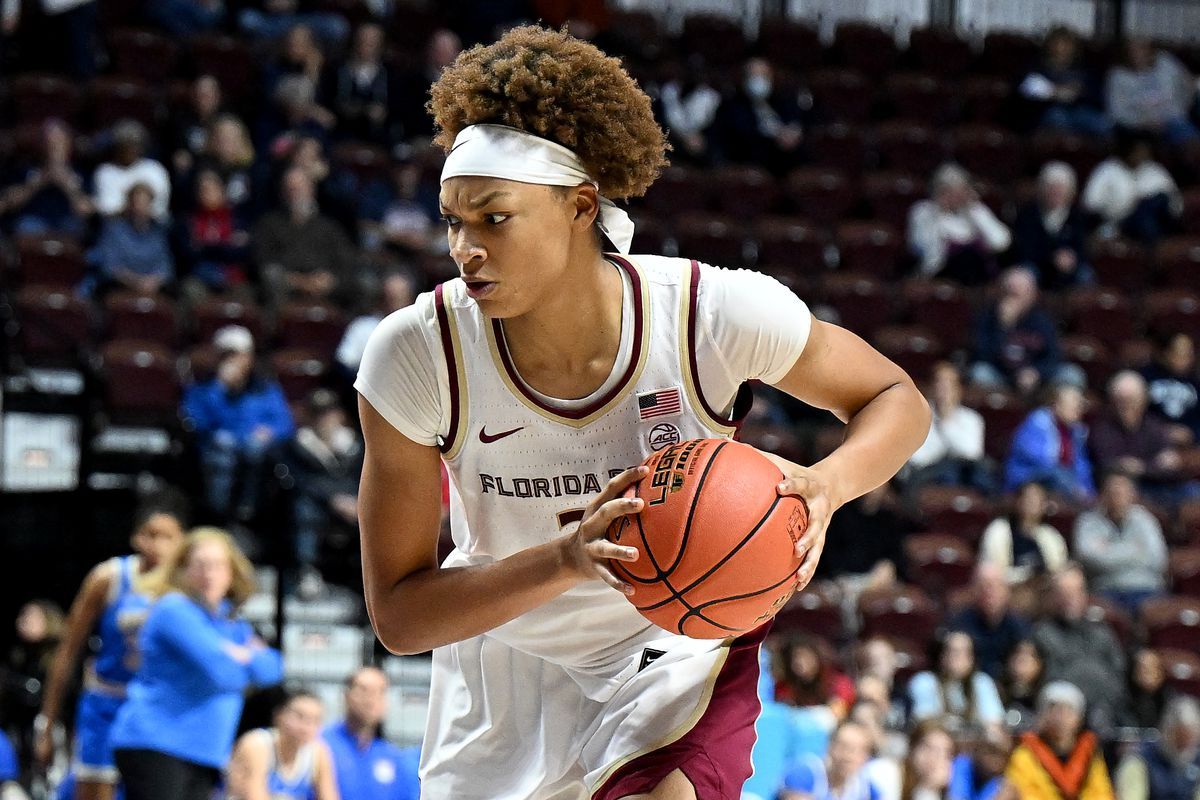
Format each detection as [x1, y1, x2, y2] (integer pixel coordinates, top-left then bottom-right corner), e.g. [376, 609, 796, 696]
[430, 255, 748, 693]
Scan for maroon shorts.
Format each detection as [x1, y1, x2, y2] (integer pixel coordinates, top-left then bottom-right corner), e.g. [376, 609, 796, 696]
[592, 624, 768, 800]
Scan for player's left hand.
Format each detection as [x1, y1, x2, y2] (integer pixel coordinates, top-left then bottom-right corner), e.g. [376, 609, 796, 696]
[758, 452, 841, 592]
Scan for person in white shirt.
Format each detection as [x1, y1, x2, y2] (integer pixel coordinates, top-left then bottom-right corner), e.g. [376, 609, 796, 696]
[1081, 132, 1181, 243]
[335, 269, 418, 377]
[1106, 38, 1200, 147]
[657, 56, 721, 166]
[907, 163, 1011, 285]
[905, 361, 989, 493]
[92, 120, 172, 222]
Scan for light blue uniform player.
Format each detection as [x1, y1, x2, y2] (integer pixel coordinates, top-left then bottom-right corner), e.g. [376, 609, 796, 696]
[34, 494, 187, 800]
[226, 691, 338, 800]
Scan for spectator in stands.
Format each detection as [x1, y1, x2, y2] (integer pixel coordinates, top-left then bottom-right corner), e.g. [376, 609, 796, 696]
[1115, 695, 1200, 800]
[655, 55, 721, 166]
[948, 727, 1010, 800]
[1004, 681, 1114, 799]
[226, 690, 339, 800]
[1090, 370, 1192, 505]
[907, 163, 1010, 284]
[774, 634, 855, 721]
[1, 600, 63, 774]
[818, 483, 910, 590]
[335, 269, 417, 382]
[854, 638, 908, 737]
[899, 720, 955, 800]
[145, 0, 224, 37]
[194, 113, 260, 221]
[1119, 648, 1173, 730]
[1004, 382, 1095, 501]
[181, 325, 295, 522]
[1107, 38, 1199, 147]
[1082, 131, 1181, 243]
[6, 0, 97, 78]
[111, 528, 283, 800]
[0, 118, 93, 238]
[1012, 162, 1093, 291]
[284, 388, 363, 597]
[715, 56, 808, 175]
[170, 76, 225, 179]
[1033, 564, 1128, 729]
[394, 29, 463, 142]
[978, 482, 1068, 587]
[848, 700, 904, 793]
[781, 720, 878, 800]
[261, 75, 336, 161]
[327, 22, 392, 144]
[950, 563, 1032, 681]
[357, 157, 439, 256]
[970, 267, 1075, 396]
[237, 0, 349, 48]
[323, 667, 420, 800]
[179, 169, 252, 305]
[253, 166, 355, 310]
[999, 639, 1043, 731]
[82, 183, 176, 298]
[92, 120, 171, 222]
[1142, 331, 1200, 442]
[904, 361, 989, 493]
[1073, 470, 1168, 613]
[264, 23, 325, 98]
[908, 630, 1005, 733]
[1018, 27, 1110, 138]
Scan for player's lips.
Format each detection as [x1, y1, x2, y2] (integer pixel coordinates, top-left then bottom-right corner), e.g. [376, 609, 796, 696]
[463, 278, 497, 299]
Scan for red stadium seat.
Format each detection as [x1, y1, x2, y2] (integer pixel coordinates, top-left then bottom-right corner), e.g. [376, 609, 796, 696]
[784, 168, 857, 228]
[861, 171, 925, 230]
[191, 297, 265, 345]
[1179, 500, 1200, 545]
[643, 167, 713, 217]
[682, 14, 747, 65]
[901, 279, 973, 351]
[1171, 547, 1200, 597]
[629, 215, 670, 255]
[1144, 290, 1200, 341]
[758, 19, 822, 73]
[331, 141, 391, 184]
[875, 122, 947, 178]
[15, 235, 86, 287]
[188, 35, 258, 102]
[107, 28, 179, 83]
[908, 28, 973, 78]
[773, 584, 846, 642]
[1143, 596, 1200, 655]
[15, 286, 92, 361]
[1091, 238, 1151, 293]
[980, 31, 1041, 80]
[807, 125, 868, 176]
[276, 301, 346, 359]
[753, 217, 828, 278]
[1157, 237, 1200, 293]
[822, 273, 892, 339]
[673, 213, 751, 269]
[963, 388, 1031, 462]
[885, 73, 959, 125]
[100, 340, 180, 423]
[834, 21, 898, 75]
[1066, 286, 1138, 349]
[950, 124, 1024, 184]
[859, 585, 940, 645]
[1030, 132, 1107, 184]
[89, 77, 161, 131]
[11, 74, 83, 125]
[104, 291, 178, 345]
[915, 485, 994, 539]
[709, 166, 780, 218]
[1159, 648, 1200, 697]
[808, 69, 874, 124]
[1060, 335, 1113, 391]
[886, 635, 932, 686]
[872, 325, 945, 381]
[272, 348, 329, 403]
[835, 221, 902, 279]
[1181, 189, 1200, 236]
[960, 76, 1011, 125]
[904, 533, 976, 595]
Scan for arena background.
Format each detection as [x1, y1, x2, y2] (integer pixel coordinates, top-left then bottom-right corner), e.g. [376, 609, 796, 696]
[4, 0, 1200, 793]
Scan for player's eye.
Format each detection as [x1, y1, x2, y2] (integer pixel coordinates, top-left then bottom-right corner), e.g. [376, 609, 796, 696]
[486, 213, 509, 225]
[440, 213, 461, 226]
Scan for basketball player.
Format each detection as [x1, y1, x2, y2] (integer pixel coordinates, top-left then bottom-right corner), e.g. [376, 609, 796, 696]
[355, 26, 931, 800]
[33, 492, 188, 800]
[225, 690, 339, 800]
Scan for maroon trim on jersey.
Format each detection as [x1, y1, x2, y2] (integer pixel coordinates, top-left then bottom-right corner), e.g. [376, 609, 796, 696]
[490, 255, 644, 421]
[434, 283, 460, 454]
[591, 623, 769, 800]
[687, 260, 750, 430]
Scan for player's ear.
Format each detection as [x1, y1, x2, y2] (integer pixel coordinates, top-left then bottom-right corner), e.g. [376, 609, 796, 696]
[571, 184, 601, 228]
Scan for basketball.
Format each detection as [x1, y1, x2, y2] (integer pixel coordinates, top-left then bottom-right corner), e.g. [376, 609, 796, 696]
[607, 438, 808, 639]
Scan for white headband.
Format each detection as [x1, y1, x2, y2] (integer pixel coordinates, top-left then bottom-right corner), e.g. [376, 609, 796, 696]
[440, 124, 635, 254]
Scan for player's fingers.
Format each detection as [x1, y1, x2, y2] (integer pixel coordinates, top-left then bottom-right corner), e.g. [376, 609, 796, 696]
[776, 473, 813, 498]
[594, 562, 634, 595]
[586, 465, 649, 515]
[796, 537, 826, 588]
[584, 496, 644, 537]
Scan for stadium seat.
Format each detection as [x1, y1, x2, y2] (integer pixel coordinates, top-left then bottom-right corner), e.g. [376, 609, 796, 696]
[1030, 132, 1107, 184]
[807, 69, 874, 124]
[872, 325, 945, 381]
[753, 217, 828, 278]
[1144, 289, 1200, 341]
[191, 297, 265, 344]
[884, 73, 959, 125]
[107, 28, 179, 83]
[709, 166, 780, 218]
[272, 348, 330, 404]
[950, 124, 1024, 184]
[1059, 334, 1113, 391]
[1181, 189, 1200, 236]
[15, 286, 92, 360]
[643, 167, 712, 217]
[915, 485, 994, 539]
[89, 77, 161, 131]
[979, 31, 1041, 80]
[1086, 594, 1135, 649]
[773, 584, 846, 642]
[1065, 286, 1137, 349]
[886, 635, 931, 686]
[822, 273, 892, 339]
[875, 122, 946, 178]
[758, 19, 822, 73]
[904, 533, 976, 595]
[1179, 500, 1200, 545]
[1171, 547, 1200, 597]
[629, 215, 670, 255]
[784, 168, 857, 228]
[861, 171, 926, 230]
[1116, 337, 1155, 370]
[959, 76, 1011, 125]
[276, 301, 346, 359]
[1091, 238, 1151, 294]
[835, 221, 902, 279]
[15, 235, 86, 287]
[1157, 648, 1200, 696]
[806, 124, 868, 176]
[11, 74, 83, 125]
[104, 291, 179, 345]
[834, 21, 898, 75]
[331, 141, 391, 184]
[1156, 237, 1200, 293]
[673, 213, 752, 269]
[681, 14, 747, 66]
[100, 340, 180, 422]
[1143, 596, 1200, 655]
[908, 28, 973, 78]
[859, 584, 940, 645]
[963, 388, 1031, 462]
[901, 279, 973, 351]
[187, 35, 258, 102]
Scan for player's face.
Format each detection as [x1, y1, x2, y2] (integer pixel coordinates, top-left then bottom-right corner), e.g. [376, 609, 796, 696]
[130, 512, 185, 570]
[345, 668, 388, 727]
[185, 539, 234, 607]
[279, 697, 323, 745]
[440, 176, 583, 319]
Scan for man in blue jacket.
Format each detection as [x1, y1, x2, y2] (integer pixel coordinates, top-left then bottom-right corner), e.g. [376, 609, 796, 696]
[182, 325, 295, 522]
[324, 667, 419, 800]
[1005, 382, 1095, 501]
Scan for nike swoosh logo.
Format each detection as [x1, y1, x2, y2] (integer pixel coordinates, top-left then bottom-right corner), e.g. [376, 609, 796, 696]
[478, 426, 525, 444]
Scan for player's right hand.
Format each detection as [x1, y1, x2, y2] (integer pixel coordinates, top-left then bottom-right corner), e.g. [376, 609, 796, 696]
[561, 465, 647, 594]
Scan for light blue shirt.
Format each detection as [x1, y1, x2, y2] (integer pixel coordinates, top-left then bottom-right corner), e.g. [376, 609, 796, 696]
[907, 670, 1005, 727]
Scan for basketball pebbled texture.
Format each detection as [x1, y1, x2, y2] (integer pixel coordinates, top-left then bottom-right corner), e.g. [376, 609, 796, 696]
[607, 438, 808, 638]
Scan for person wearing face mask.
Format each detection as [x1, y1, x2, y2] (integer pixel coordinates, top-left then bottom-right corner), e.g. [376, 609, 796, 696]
[1115, 696, 1200, 800]
[715, 56, 810, 174]
[225, 690, 339, 800]
[654, 56, 721, 166]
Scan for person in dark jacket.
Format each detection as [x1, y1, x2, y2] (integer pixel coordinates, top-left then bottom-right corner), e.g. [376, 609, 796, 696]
[1018, 27, 1111, 138]
[1012, 162, 1093, 291]
[715, 56, 809, 175]
[1115, 696, 1200, 799]
[1141, 331, 1200, 441]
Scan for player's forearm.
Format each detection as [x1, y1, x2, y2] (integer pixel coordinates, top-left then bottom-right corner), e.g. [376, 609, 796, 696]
[39, 635, 85, 722]
[369, 539, 582, 655]
[811, 381, 931, 508]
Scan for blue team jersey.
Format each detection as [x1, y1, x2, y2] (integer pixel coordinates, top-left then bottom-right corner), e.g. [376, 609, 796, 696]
[260, 728, 316, 800]
[93, 556, 150, 685]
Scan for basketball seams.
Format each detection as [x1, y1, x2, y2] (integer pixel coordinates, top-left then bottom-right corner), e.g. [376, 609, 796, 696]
[678, 569, 800, 634]
[665, 440, 728, 577]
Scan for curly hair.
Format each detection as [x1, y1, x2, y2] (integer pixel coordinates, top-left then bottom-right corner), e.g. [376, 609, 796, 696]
[428, 25, 669, 200]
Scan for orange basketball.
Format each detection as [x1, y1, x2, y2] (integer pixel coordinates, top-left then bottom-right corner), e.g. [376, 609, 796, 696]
[607, 438, 808, 639]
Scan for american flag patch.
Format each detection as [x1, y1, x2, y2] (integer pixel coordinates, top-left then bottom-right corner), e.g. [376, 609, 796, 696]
[638, 388, 682, 420]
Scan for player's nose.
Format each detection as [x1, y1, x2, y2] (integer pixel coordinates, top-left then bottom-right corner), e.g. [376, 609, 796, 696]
[450, 230, 486, 269]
